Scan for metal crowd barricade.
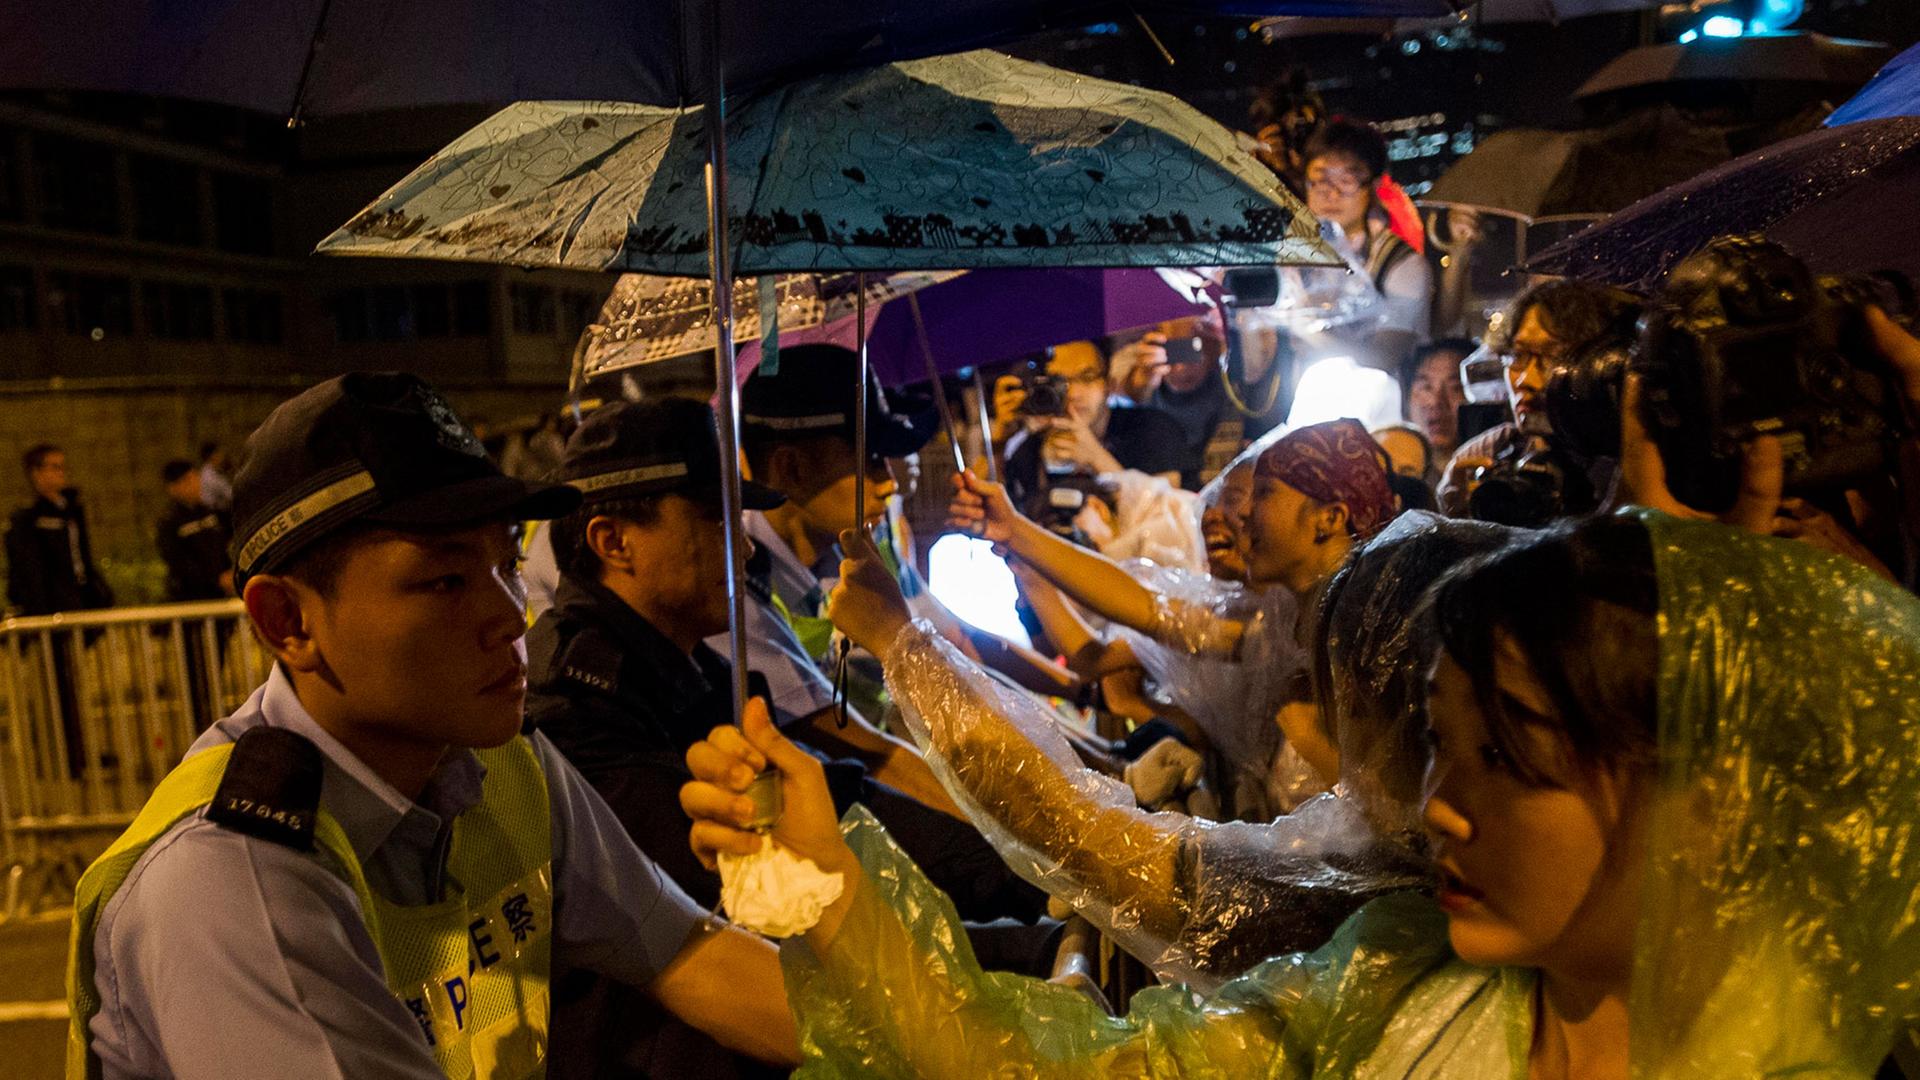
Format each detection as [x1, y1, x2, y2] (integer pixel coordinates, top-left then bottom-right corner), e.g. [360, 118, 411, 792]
[0, 599, 273, 920]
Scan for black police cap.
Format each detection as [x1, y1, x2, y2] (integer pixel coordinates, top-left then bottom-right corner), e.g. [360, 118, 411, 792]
[741, 344, 938, 459]
[230, 372, 580, 583]
[560, 397, 784, 510]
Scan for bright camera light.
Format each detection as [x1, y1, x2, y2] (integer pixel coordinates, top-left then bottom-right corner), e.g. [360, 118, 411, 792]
[927, 534, 1031, 648]
[1701, 15, 1744, 37]
[1284, 355, 1404, 431]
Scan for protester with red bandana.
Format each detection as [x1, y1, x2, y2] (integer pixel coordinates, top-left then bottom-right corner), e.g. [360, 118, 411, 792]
[949, 419, 1399, 662]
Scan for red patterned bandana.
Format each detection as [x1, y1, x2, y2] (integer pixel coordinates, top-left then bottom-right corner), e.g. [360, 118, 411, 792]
[1255, 418, 1397, 537]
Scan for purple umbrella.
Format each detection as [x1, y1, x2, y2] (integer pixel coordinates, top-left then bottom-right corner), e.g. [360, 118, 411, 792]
[587, 267, 1209, 387]
[1523, 117, 1920, 293]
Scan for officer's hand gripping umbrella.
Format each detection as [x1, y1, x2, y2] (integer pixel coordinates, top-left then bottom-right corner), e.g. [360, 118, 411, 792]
[320, 47, 1340, 728]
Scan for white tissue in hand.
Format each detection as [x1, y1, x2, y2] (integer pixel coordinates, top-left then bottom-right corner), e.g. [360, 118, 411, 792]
[717, 842, 845, 938]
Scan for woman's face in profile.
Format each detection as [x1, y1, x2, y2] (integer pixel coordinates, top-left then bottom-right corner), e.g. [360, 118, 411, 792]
[1420, 643, 1644, 979]
[1201, 463, 1255, 581]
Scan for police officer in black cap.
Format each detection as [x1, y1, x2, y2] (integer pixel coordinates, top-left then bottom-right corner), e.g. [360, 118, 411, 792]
[66, 373, 798, 1080]
[528, 398, 1061, 1069]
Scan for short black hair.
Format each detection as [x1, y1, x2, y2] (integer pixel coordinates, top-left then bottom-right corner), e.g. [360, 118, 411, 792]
[274, 523, 373, 599]
[551, 495, 663, 581]
[1304, 117, 1389, 182]
[741, 428, 849, 489]
[161, 459, 195, 485]
[1428, 515, 1658, 788]
[23, 443, 60, 475]
[1490, 280, 1640, 356]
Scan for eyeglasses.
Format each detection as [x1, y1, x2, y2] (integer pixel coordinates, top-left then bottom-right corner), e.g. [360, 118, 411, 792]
[1501, 346, 1568, 374]
[1050, 369, 1106, 387]
[1304, 170, 1369, 197]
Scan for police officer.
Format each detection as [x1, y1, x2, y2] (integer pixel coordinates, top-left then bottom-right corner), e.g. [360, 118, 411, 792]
[6, 443, 112, 615]
[155, 459, 233, 601]
[67, 373, 797, 1079]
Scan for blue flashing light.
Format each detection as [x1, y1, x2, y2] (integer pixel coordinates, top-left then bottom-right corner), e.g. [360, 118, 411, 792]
[1759, 0, 1804, 25]
[1678, 29, 1700, 44]
[1701, 15, 1745, 38]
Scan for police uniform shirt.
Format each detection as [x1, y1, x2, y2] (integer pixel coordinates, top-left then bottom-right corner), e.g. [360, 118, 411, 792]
[700, 511, 837, 721]
[85, 665, 706, 1080]
[5, 492, 110, 615]
[155, 500, 230, 602]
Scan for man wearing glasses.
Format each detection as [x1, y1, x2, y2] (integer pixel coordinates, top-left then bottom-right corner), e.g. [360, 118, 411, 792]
[1435, 280, 1640, 516]
[995, 340, 1188, 513]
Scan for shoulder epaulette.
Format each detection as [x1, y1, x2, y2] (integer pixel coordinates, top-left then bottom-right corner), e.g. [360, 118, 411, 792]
[207, 727, 324, 851]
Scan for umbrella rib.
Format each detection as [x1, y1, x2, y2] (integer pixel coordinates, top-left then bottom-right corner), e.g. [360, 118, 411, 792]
[729, 83, 797, 273]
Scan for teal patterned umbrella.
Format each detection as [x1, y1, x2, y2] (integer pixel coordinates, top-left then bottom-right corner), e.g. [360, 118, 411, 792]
[319, 50, 1338, 274]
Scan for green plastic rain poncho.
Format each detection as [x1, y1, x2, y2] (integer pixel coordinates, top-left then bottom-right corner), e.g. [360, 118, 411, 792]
[780, 512, 1920, 1076]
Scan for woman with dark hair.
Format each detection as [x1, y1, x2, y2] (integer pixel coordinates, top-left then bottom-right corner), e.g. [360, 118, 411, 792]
[684, 511, 1920, 1076]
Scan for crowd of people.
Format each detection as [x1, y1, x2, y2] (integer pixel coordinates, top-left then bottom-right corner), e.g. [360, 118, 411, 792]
[30, 82, 1920, 1080]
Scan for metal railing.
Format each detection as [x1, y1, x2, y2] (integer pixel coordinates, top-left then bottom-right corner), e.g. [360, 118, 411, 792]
[0, 599, 273, 920]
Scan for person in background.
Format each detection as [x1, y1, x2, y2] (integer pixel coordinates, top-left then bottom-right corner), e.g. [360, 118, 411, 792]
[1246, 68, 1326, 199]
[1370, 425, 1433, 485]
[1302, 118, 1434, 367]
[156, 460, 233, 601]
[995, 340, 1188, 511]
[1435, 282, 1636, 518]
[1110, 316, 1239, 490]
[6, 443, 112, 616]
[197, 442, 232, 512]
[1403, 338, 1475, 466]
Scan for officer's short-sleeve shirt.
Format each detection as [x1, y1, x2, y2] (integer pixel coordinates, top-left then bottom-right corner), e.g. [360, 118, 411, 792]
[86, 666, 706, 1080]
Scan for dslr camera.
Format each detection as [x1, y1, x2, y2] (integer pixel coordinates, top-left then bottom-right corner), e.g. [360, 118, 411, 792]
[1469, 441, 1599, 528]
[1630, 235, 1915, 513]
[1021, 370, 1071, 418]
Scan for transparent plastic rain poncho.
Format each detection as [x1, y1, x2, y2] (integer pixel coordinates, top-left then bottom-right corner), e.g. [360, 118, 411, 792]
[1313, 511, 1524, 836]
[877, 619, 1427, 991]
[1115, 427, 1318, 819]
[785, 512, 1920, 1077]
[1094, 470, 1208, 573]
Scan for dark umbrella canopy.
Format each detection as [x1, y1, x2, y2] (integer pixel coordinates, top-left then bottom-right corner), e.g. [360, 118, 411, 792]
[0, 0, 1455, 118]
[1424, 107, 1744, 219]
[1524, 117, 1920, 292]
[1575, 32, 1893, 101]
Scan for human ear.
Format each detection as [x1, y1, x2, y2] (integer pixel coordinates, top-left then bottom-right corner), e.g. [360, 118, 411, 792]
[244, 575, 324, 673]
[1313, 503, 1349, 543]
[585, 515, 635, 574]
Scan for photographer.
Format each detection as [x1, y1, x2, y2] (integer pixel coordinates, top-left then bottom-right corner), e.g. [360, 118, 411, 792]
[993, 340, 1187, 513]
[1618, 238, 1920, 586]
[1436, 280, 1639, 521]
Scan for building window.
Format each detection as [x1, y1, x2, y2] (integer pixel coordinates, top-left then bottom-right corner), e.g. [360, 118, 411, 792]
[410, 283, 452, 337]
[211, 172, 274, 255]
[560, 289, 599, 340]
[510, 284, 556, 335]
[0, 266, 34, 331]
[47, 272, 133, 337]
[223, 287, 284, 344]
[142, 281, 216, 341]
[452, 281, 490, 336]
[130, 155, 204, 246]
[0, 130, 22, 223]
[34, 134, 121, 235]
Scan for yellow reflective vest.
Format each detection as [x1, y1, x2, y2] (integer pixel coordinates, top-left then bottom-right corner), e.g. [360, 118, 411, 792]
[66, 734, 554, 1080]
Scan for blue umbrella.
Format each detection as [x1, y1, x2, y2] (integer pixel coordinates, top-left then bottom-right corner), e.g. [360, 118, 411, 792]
[317, 51, 1339, 275]
[1826, 42, 1920, 126]
[0, 0, 1455, 119]
[1523, 117, 1920, 291]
